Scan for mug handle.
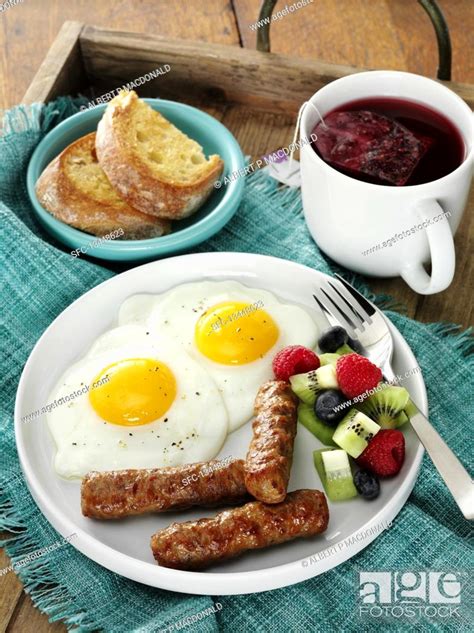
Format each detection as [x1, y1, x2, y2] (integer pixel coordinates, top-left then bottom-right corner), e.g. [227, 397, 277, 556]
[400, 199, 455, 294]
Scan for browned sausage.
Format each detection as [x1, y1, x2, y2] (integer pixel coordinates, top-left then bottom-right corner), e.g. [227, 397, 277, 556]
[150, 489, 329, 570]
[244, 380, 298, 503]
[81, 458, 248, 519]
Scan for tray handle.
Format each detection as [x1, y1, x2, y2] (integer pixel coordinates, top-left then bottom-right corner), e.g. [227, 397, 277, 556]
[256, 0, 452, 81]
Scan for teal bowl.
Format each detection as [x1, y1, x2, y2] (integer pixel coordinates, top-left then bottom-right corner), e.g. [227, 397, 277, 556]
[27, 100, 245, 261]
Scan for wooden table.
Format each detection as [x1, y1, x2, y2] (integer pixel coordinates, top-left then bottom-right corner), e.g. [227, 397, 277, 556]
[1, 1, 472, 631]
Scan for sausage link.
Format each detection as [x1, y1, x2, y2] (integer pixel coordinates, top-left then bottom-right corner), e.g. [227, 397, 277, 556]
[81, 458, 248, 519]
[244, 380, 298, 503]
[150, 489, 329, 570]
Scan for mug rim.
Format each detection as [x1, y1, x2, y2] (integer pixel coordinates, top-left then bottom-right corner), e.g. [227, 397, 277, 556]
[300, 70, 474, 190]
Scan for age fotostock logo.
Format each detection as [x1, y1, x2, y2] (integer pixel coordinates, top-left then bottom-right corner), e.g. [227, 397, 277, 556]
[358, 571, 466, 620]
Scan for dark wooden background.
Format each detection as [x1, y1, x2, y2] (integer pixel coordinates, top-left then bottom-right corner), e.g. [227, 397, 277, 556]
[0, 1, 472, 631]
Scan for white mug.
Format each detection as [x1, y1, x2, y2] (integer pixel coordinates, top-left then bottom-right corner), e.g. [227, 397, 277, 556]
[300, 71, 473, 294]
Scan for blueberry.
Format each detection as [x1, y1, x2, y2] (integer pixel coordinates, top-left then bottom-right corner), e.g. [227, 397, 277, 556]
[348, 336, 364, 354]
[354, 470, 380, 500]
[314, 389, 348, 426]
[318, 326, 348, 353]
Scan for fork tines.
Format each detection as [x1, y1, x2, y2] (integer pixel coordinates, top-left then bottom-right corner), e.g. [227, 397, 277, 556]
[313, 275, 373, 338]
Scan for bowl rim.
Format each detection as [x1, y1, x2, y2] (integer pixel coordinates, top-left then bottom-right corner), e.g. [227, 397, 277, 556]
[26, 99, 245, 259]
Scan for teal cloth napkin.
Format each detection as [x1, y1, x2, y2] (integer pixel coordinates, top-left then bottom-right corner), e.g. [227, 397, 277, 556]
[1, 99, 472, 633]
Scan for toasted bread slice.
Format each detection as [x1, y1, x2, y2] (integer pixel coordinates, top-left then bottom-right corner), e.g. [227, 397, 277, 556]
[35, 133, 171, 239]
[95, 91, 224, 220]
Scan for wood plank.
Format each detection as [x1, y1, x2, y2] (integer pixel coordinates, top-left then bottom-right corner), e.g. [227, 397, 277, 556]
[237, 0, 406, 67]
[0, 541, 23, 632]
[387, 0, 474, 83]
[221, 105, 295, 158]
[22, 21, 87, 105]
[234, 0, 474, 83]
[78, 26, 474, 111]
[0, 537, 67, 633]
[7, 594, 66, 633]
[1, 0, 240, 110]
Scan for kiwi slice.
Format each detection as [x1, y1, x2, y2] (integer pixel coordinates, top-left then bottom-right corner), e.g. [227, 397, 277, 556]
[313, 448, 358, 501]
[335, 343, 355, 356]
[298, 403, 337, 447]
[333, 410, 380, 458]
[290, 364, 338, 405]
[393, 411, 409, 428]
[404, 398, 418, 418]
[359, 385, 410, 429]
[319, 353, 341, 367]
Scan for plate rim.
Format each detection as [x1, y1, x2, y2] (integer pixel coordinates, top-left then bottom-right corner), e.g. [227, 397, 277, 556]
[15, 252, 425, 595]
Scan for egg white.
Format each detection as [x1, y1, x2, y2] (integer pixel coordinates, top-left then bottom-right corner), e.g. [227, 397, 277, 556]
[47, 329, 229, 479]
[121, 281, 319, 432]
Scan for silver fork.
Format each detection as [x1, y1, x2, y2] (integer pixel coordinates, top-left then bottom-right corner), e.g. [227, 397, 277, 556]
[313, 273, 474, 521]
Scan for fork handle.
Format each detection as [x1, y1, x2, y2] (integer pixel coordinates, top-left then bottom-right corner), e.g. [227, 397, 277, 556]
[383, 363, 474, 520]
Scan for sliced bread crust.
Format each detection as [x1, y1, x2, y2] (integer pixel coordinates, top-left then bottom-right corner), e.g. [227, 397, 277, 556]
[95, 91, 224, 220]
[35, 133, 171, 239]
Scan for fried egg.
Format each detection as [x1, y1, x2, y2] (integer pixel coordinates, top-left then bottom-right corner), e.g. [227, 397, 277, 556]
[119, 281, 319, 431]
[47, 326, 228, 478]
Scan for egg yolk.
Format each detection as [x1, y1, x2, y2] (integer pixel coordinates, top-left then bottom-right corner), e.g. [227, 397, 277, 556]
[195, 301, 279, 365]
[89, 358, 176, 426]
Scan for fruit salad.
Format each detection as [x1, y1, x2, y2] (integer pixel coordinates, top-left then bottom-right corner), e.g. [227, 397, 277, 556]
[272, 327, 414, 502]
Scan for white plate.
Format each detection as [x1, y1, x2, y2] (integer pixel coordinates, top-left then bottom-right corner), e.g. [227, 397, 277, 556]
[15, 253, 425, 595]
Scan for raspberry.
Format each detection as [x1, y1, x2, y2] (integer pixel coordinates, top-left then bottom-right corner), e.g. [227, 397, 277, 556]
[336, 353, 382, 399]
[357, 429, 405, 477]
[272, 346, 320, 381]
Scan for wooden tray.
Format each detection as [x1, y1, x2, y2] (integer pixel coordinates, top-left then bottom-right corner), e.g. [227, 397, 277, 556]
[21, 21, 474, 327]
[23, 20, 474, 127]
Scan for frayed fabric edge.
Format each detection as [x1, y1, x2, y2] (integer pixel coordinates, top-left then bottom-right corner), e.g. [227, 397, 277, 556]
[0, 475, 95, 632]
